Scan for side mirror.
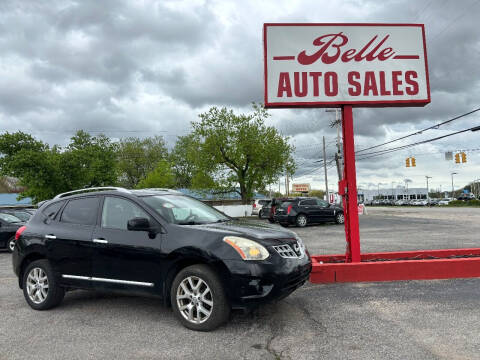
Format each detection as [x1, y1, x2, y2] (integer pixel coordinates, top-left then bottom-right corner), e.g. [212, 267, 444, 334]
[127, 217, 151, 231]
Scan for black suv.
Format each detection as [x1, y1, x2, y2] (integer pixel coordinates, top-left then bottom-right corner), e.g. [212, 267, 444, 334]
[274, 197, 344, 227]
[12, 187, 311, 331]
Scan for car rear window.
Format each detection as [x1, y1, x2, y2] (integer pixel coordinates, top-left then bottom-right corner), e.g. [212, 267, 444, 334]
[60, 197, 99, 225]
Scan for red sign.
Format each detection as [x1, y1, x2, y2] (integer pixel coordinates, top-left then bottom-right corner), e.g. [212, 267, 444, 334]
[263, 23, 430, 108]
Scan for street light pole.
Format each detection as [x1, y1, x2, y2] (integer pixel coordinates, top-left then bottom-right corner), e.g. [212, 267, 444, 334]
[425, 176, 432, 205]
[451, 172, 458, 199]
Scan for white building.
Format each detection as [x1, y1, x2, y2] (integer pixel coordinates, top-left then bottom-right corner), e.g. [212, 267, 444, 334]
[358, 187, 428, 203]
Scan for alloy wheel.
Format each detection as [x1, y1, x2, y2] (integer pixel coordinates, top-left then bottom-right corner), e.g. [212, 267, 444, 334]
[176, 276, 213, 324]
[337, 213, 345, 224]
[297, 215, 307, 227]
[26, 268, 49, 304]
[8, 238, 15, 252]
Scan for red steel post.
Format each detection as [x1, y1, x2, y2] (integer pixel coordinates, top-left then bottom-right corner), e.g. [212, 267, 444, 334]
[341, 105, 361, 262]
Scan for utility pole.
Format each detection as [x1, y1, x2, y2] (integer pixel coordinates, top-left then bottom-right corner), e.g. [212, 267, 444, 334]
[425, 176, 432, 205]
[323, 136, 329, 201]
[326, 109, 343, 181]
[451, 172, 458, 199]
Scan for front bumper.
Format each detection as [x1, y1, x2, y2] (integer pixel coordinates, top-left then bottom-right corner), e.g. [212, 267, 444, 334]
[223, 253, 312, 309]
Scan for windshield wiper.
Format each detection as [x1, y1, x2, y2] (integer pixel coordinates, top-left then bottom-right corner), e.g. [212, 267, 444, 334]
[177, 221, 203, 225]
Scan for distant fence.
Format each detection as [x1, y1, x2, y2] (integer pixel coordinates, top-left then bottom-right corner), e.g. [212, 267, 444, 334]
[213, 204, 252, 217]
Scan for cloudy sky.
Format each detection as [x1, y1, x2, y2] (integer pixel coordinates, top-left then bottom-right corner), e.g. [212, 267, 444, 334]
[0, 0, 479, 194]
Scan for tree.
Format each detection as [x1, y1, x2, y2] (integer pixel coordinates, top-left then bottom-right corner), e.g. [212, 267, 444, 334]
[117, 136, 168, 188]
[136, 160, 175, 189]
[170, 134, 199, 188]
[0, 131, 118, 203]
[188, 104, 295, 204]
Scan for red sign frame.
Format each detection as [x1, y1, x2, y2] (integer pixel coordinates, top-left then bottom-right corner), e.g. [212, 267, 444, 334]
[263, 23, 431, 108]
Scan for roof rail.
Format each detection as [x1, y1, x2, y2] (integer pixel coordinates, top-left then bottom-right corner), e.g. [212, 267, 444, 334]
[53, 187, 131, 199]
[140, 188, 180, 193]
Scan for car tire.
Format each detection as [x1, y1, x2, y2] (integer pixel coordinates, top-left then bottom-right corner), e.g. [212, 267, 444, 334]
[22, 259, 65, 310]
[296, 214, 307, 227]
[258, 209, 263, 218]
[7, 236, 15, 253]
[171, 264, 230, 332]
[335, 212, 345, 224]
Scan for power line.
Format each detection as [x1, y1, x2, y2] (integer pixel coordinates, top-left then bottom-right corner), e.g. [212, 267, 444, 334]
[356, 125, 480, 161]
[355, 107, 480, 154]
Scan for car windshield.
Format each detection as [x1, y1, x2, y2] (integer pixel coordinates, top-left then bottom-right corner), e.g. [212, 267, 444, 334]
[143, 195, 230, 225]
[0, 213, 23, 223]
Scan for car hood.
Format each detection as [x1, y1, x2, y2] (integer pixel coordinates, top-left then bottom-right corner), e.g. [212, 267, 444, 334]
[191, 219, 297, 242]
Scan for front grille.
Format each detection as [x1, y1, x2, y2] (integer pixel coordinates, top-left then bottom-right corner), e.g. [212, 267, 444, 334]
[273, 241, 305, 259]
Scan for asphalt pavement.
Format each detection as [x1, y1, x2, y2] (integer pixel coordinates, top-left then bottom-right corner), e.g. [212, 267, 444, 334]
[1, 206, 479, 359]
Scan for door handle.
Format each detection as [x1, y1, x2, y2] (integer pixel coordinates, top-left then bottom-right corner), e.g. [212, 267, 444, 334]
[45, 234, 56, 240]
[93, 238, 108, 244]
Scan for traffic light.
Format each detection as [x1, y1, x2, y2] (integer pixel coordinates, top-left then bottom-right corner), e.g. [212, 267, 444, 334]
[406, 157, 410, 167]
[461, 152, 467, 163]
[411, 157, 416, 167]
[455, 153, 461, 164]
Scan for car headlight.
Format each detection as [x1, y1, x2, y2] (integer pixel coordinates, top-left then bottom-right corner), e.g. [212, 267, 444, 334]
[223, 236, 269, 261]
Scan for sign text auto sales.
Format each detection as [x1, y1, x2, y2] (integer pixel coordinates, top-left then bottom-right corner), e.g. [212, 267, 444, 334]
[264, 24, 430, 107]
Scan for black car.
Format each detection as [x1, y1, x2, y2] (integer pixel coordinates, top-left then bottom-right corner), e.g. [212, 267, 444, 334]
[265, 198, 295, 223]
[274, 197, 344, 227]
[0, 208, 33, 222]
[0, 213, 25, 252]
[12, 187, 311, 331]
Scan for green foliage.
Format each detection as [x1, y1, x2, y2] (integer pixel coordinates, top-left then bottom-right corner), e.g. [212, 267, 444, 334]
[117, 136, 168, 188]
[136, 160, 175, 189]
[188, 104, 295, 203]
[0, 131, 118, 203]
[170, 134, 199, 188]
[448, 200, 480, 207]
[308, 190, 325, 199]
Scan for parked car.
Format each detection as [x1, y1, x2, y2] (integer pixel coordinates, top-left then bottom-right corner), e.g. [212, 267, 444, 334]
[12, 187, 311, 331]
[412, 199, 428, 206]
[273, 197, 344, 227]
[265, 197, 294, 223]
[251, 199, 271, 217]
[258, 200, 271, 219]
[0, 208, 33, 222]
[438, 198, 452, 205]
[0, 213, 25, 252]
[457, 194, 476, 201]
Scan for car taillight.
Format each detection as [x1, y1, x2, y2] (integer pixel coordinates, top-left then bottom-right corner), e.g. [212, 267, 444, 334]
[253, 203, 256, 208]
[15, 226, 26, 241]
[287, 205, 293, 214]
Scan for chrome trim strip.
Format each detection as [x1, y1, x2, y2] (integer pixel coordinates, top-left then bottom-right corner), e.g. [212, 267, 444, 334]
[62, 274, 90, 281]
[92, 239, 108, 244]
[91, 277, 154, 287]
[61, 274, 154, 287]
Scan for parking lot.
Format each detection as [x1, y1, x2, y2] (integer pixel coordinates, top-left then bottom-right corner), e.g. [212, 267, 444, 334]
[1, 207, 480, 360]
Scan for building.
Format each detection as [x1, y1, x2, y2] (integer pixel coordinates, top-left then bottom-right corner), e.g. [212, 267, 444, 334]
[357, 187, 428, 203]
[0, 193, 32, 205]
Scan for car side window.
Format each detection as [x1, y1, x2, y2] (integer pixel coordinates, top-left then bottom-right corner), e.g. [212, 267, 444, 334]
[42, 201, 64, 220]
[300, 199, 316, 206]
[316, 199, 329, 207]
[60, 197, 99, 226]
[101, 197, 150, 230]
